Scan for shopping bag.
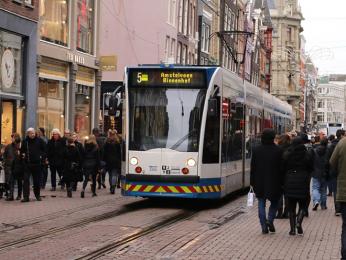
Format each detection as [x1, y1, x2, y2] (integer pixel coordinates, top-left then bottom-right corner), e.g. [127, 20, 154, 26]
[0, 169, 5, 184]
[247, 186, 255, 207]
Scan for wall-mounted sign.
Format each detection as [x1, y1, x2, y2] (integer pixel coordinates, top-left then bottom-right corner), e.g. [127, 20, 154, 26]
[67, 52, 85, 65]
[100, 56, 117, 71]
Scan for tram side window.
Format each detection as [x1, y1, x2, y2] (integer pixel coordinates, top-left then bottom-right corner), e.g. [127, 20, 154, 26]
[203, 97, 220, 164]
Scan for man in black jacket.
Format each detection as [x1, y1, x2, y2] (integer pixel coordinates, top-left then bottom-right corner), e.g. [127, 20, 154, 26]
[21, 128, 46, 202]
[250, 129, 284, 234]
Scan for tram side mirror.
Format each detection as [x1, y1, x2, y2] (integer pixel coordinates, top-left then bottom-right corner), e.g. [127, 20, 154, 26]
[208, 98, 218, 117]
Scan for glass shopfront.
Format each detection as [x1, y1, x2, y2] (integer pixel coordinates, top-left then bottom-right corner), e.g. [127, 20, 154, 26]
[39, 0, 69, 46]
[38, 79, 66, 137]
[77, 0, 95, 54]
[75, 84, 92, 138]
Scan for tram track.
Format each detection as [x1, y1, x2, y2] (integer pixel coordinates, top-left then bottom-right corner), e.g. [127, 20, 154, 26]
[0, 199, 151, 251]
[0, 197, 119, 232]
[74, 209, 199, 260]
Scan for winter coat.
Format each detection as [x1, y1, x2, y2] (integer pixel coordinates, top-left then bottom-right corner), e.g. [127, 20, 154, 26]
[21, 137, 46, 165]
[3, 143, 17, 171]
[63, 145, 82, 182]
[82, 143, 100, 175]
[330, 137, 346, 202]
[250, 138, 284, 200]
[312, 144, 328, 180]
[283, 142, 313, 199]
[326, 139, 340, 179]
[47, 138, 66, 167]
[103, 139, 121, 170]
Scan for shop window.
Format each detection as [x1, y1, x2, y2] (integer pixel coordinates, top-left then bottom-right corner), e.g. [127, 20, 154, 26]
[0, 30, 23, 94]
[37, 79, 66, 137]
[77, 0, 95, 54]
[75, 84, 92, 138]
[39, 0, 69, 46]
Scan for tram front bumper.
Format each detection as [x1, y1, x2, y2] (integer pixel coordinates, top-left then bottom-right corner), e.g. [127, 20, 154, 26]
[121, 175, 223, 199]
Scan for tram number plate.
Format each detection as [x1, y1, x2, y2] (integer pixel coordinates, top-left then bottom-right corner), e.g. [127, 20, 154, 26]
[162, 165, 170, 175]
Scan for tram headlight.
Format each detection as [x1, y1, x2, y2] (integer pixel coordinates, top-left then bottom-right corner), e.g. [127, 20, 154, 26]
[186, 158, 196, 167]
[130, 157, 138, 166]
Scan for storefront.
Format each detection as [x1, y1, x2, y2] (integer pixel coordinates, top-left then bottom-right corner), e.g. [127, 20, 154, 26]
[0, 28, 33, 145]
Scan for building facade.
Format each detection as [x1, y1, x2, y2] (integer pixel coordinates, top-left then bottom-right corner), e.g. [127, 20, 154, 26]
[269, 0, 303, 129]
[316, 80, 345, 131]
[38, 0, 100, 138]
[0, 0, 38, 144]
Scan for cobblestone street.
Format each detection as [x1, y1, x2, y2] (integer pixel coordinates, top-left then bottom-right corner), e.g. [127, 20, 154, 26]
[0, 187, 341, 260]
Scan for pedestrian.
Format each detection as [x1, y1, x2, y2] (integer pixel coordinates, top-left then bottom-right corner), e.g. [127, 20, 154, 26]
[276, 134, 291, 219]
[250, 129, 284, 234]
[93, 128, 106, 189]
[3, 133, 21, 201]
[63, 137, 82, 198]
[300, 133, 315, 217]
[47, 129, 66, 191]
[329, 133, 346, 259]
[62, 129, 71, 145]
[81, 135, 100, 198]
[327, 134, 336, 196]
[71, 132, 84, 191]
[12, 135, 24, 200]
[327, 129, 345, 216]
[21, 128, 46, 202]
[330, 131, 346, 259]
[283, 137, 313, 235]
[37, 127, 48, 189]
[103, 130, 121, 194]
[311, 138, 329, 210]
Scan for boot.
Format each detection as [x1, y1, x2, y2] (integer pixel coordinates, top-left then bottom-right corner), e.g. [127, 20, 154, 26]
[296, 210, 305, 235]
[67, 188, 72, 198]
[81, 190, 85, 198]
[289, 214, 296, 235]
[110, 185, 115, 194]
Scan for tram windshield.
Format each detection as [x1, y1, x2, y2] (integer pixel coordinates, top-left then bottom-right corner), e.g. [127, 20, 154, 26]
[129, 88, 206, 152]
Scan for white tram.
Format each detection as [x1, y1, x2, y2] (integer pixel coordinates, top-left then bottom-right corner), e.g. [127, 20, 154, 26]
[121, 66, 292, 199]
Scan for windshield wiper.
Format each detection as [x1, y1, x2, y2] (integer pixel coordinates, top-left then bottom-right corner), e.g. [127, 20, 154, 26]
[169, 129, 197, 150]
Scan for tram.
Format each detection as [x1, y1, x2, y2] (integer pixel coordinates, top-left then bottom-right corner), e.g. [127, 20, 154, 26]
[121, 65, 292, 199]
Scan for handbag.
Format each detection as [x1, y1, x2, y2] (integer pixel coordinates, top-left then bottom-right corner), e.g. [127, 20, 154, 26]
[247, 186, 255, 207]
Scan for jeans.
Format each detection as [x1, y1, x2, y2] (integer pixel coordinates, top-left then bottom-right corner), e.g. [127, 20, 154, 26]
[257, 198, 279, 230]
[108, 168, 120, 187]
[340, 202, 346, 259]
[82, 171, 97, 194]
[312, 177, 327, 207]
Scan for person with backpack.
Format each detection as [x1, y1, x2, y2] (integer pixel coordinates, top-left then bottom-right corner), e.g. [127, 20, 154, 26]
[311, 138, 329, 210]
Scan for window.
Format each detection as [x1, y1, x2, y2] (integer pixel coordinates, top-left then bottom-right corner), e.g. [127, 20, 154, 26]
[38, 79, 66, 135]
[39, 0, 69, 46]
[75, 84, 92, 138]
[182, 44, 187, 64]
[168, 0, 177, 26]
[224, 4, 228, 30]
[170, 38, 176, 61]
[203, 95, 220, 164]
[178, 0, 183, 33]
[287, 26, 292, 42]
[317, 112, 324, 122]
[177, 42, 182, 64]
[317, 100, 324, 108]
[165, 36, 170, 61]
[183, 0, 188, 35]
[77, 0, 95, 54]
[24, 0, 33, 5]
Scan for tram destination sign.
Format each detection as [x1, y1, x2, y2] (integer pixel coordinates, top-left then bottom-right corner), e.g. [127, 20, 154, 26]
[128, 69, 206, 88]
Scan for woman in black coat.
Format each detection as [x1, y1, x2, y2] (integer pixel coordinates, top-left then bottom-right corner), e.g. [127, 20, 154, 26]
[250, 129, 284, 234]
[63, 137, 82, 197]
[283, 137, 314, 236]
[47, 129, 66, 191]
[103, 130, 121, 194]
[81, 135, 100, 198]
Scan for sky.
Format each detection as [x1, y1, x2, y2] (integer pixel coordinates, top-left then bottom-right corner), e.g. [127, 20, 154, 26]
[299, 0, 346, 75]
